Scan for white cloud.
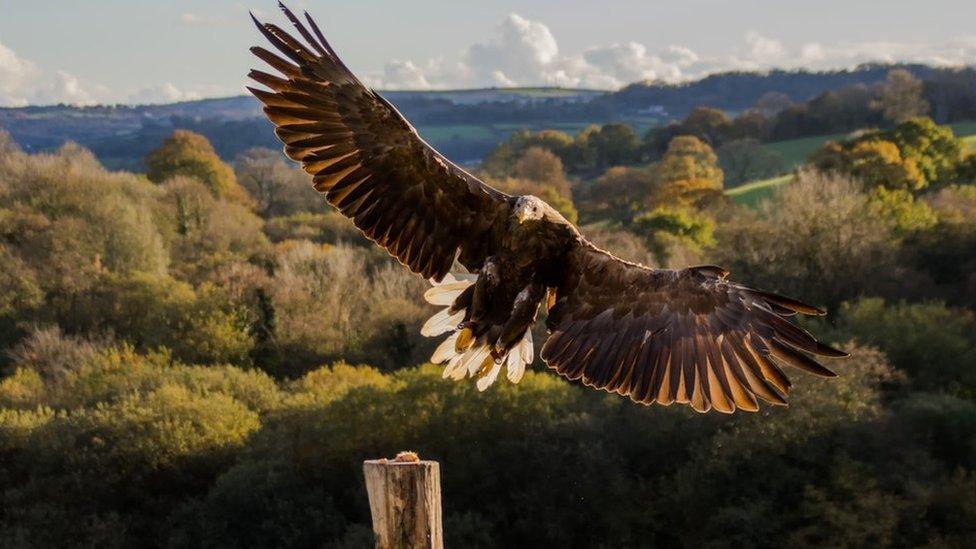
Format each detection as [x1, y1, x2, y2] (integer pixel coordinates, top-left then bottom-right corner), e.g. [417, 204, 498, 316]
[370, 13, 704, 89]
[464, 13, 560, 86]
[366, 13, 976, 91]
[0, 41, 39, 106]
[127, 82, 203, 105]
[0, 39, 220, 106]
[0, 40, 99, 106]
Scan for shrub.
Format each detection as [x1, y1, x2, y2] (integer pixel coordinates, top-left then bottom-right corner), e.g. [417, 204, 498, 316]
[632, 207, 715, 266]
[714, 169, 901, 309]
[832, 298, 976, 395]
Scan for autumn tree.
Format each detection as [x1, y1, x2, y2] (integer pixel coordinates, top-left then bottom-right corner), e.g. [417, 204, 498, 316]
[812, 138, 925, 191]
[653, 135, 724, 206]
[811, 117, 961, 190]
[681, 106, 732, 145]
[480, 129, 574, 177]
[146, 130, 252, 205]
[585, 166, 657, 223]
[886, 117, 960, 184]
[645, 106, 734, 158]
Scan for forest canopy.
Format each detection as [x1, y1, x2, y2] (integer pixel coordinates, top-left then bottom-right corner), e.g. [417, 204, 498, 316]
[1, 86, 976, 546]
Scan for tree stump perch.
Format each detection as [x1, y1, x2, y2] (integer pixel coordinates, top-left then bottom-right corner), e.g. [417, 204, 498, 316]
[363, 454, 443, 549]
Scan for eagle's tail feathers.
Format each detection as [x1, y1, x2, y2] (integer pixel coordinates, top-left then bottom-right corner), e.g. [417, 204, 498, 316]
[420, 307, 465, 337]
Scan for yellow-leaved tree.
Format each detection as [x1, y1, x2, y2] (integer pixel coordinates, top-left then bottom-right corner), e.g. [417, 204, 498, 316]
[652, 135, 724, 206]
[145, 130, 252, 206]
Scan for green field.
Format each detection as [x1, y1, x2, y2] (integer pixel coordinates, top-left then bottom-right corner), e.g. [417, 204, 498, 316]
[736, 121, 976, 208]
[761, 133, 848, 168]
[961, 134, 976, 153]
[950, 120, 976, 137]
[725, 174, 793, 207]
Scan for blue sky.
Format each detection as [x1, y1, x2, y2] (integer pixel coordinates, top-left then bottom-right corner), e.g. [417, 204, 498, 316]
[1, 0, 974, 105]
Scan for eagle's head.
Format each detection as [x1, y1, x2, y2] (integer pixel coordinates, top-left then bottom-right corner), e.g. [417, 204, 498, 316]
[513, 195, 547, 224]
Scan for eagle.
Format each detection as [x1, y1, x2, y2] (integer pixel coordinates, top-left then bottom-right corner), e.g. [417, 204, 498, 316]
[248, 3, 848, 414]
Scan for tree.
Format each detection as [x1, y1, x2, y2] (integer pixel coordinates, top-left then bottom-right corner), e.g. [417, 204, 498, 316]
[586, 123, 641, 169]
[512, 146, 571, 198]
[955, 154, 976, 184]
[586, 166, 657, 223]
[632, 207, 715, 266]
[812, 137, 925, 191]
[831, 298, 976, 395]
[653, 135, 724, 206]
[146, 130, 252, 205]
[755, 91, 793, 117]
[886, 117, 960, 185]
[480, 129, 575, 177]
[717, 138, 787, 187]
[875, 69, 930, 124]
[680, 106, 732, 145]
[235, 148, 324, 217]
[714, 169, 901, 309]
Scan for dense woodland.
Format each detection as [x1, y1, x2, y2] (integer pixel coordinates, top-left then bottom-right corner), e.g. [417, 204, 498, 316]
[2, 66, 976, 547]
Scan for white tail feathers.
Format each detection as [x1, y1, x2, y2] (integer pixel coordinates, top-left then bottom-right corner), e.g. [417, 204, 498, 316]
[420, 308, 464, 337]
[422, 273, 532, 391]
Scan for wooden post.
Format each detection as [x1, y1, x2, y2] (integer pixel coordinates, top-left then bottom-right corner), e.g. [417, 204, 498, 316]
[363, 453, 443, 549]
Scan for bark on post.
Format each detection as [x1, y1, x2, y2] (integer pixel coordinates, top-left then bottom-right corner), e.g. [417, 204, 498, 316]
[363, 454, 443, 549]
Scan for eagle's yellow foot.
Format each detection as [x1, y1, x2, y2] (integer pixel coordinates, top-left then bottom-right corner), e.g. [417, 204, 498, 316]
[455, 327, 474, 353]
[475, 355, 496, 379]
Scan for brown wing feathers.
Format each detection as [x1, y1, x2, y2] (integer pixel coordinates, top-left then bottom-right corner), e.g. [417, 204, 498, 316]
[249, 4, 509, 280]
[541, 246, 848, 414]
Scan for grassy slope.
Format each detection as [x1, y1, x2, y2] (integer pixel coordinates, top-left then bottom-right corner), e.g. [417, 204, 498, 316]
[761, 133, 848, 168]
[734, 121, 976, 207]
[726, 174, 793, 207]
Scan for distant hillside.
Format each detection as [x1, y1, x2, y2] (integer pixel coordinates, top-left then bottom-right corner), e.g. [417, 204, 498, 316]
[597, 63, 943, 116]
[1, 64, 970, 170]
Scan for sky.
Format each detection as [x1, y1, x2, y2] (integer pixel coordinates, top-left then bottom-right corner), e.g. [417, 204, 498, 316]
[0, 0, 974, 106]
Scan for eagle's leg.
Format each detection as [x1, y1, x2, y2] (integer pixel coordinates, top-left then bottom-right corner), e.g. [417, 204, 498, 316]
[421, 267, 542, 391]
[493, 281, 545, 359]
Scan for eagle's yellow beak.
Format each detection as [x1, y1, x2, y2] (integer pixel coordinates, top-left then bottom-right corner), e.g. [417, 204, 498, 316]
[516, 209, 530, 224]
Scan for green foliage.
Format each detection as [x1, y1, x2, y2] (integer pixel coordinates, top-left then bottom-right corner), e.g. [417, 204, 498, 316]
[913, 185, 976, 306]
[955, 153, 976, 183]
[887, 117, 960, 184]
[717, 138, 787, 187]
[633, 207, 715, 266]
[812, 137, 926, 190]
[832, 298, 976, 396]
[714, 170, 900, 309]
[811, 117, 962, 190]
[268, 241, 429, 375]
[869, 187, 937, 235]
[481, 123, 640, 176]
[146, 130, 251, 205]
[263, 211, 369, 245]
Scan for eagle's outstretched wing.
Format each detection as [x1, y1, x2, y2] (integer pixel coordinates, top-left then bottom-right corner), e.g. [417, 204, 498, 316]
[541, 243, 848, 414]
[248, 4, 511, 280]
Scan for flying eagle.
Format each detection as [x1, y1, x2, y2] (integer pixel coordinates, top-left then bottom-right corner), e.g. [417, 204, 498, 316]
[249, 4, 848, 414]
